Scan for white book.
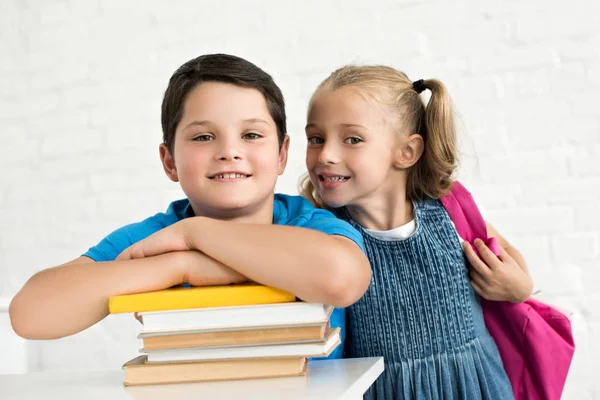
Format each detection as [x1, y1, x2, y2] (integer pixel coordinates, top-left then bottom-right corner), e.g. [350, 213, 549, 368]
[144, 328, 341, 363]
[139, 302, 334, 333]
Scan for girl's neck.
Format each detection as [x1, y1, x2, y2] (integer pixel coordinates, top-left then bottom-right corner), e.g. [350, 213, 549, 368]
[346, 183, 414, 231]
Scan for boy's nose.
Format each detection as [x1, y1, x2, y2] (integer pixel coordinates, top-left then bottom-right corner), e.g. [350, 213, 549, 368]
[215, 141, 243, 161]
[217, 152, 242, 161]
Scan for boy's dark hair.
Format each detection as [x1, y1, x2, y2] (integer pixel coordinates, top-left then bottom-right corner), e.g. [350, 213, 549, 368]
[161, 54, 287, 153]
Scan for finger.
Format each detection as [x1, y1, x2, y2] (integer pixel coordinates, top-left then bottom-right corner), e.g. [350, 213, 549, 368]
[470, 280, 487, 299]
[469, 269, 489, 288]
[473, 239, 503, 270]
[132, 229, 187, 259]
[496, 244, 514, 264]
[463, 242, 492, 279]
[116, 249, 131, 261]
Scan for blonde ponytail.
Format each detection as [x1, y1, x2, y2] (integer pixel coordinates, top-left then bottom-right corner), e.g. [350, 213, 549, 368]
[407, 78, 456, 200]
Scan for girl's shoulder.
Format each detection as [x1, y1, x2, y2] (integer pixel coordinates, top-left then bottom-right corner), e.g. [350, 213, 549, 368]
[413, 197, 445, 213]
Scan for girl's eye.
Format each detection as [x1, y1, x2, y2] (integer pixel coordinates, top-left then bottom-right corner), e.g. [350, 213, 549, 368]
[243, 132, 262, 140]
[344, 137, 362, 145]
[193, 134, 214, 142]
[307, 136, 324, 145]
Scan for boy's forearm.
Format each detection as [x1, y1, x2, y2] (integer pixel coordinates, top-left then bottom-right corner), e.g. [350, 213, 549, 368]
[9, 251, 239, 340]
[184, 217, 371, 307]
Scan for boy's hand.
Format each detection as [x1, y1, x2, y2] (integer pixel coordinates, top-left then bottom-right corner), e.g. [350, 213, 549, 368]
[463, 239, 533, 303]
[117, 219, 193, 261]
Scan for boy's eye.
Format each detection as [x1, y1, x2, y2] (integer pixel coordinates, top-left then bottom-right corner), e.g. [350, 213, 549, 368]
[243, 132, 262, 140]
[307, 136, 324, 145]
[344, 137, 362, 145]
[193, 134, 214, 142]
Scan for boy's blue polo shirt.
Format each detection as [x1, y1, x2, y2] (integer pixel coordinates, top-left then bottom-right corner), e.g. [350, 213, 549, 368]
[83, 193, 365, 359]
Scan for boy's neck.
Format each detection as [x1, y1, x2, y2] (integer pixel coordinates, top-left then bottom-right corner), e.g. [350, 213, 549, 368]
[346, 183, 413, 231]
[189, 198, 275, 224]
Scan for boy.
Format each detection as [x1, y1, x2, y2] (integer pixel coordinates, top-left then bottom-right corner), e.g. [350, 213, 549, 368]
[9, 54, 371, 359]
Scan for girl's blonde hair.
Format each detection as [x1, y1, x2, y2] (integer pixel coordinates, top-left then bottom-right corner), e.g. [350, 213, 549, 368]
[300, 65, 457, 208]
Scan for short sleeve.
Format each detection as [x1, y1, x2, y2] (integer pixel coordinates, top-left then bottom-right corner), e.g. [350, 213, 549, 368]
[299, 208, 365, 252]
[82, 217, 167, 262]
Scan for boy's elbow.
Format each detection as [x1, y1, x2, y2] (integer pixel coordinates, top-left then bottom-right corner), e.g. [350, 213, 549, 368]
[9, 295, 34, 339]
[323, 254, 371, 308]
[9, 292, 49, 340]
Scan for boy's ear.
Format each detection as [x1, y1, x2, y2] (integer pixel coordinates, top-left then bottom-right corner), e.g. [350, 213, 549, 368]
[393, 134, 424, 169]
[277, 135, 290, 176]
[159, 144, 179, 182]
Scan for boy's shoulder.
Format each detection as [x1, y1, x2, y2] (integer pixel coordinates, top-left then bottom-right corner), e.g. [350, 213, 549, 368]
[272, 193, 338, 227]
[272, 194, 364, 250]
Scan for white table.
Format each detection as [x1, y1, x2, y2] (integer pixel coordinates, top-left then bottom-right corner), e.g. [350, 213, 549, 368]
[0, 357, 383, 400]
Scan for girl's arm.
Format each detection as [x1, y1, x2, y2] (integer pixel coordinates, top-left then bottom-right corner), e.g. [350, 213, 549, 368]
[119, 217, 372, 308]
[462, 221, 533, 303]
[9, 251, 246, 340]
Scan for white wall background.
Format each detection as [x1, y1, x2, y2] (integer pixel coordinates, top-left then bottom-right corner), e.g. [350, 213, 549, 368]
[1, 0, 599, 397]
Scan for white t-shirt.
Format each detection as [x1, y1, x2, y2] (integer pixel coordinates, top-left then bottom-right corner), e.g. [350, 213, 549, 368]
[363, 196, 487, 242]
[364, 219, 465, 242]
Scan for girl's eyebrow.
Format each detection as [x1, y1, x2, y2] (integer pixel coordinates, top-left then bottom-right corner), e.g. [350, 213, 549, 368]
[340, 123, 368, 130]
[305, 123, 369, 131]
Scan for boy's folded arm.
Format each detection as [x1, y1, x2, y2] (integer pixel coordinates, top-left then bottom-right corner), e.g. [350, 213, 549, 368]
[184, 217, 372, 308]
[9, 251, 246, 340]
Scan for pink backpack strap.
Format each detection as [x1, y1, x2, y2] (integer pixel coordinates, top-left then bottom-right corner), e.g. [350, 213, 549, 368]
[439, 181, 500, 256]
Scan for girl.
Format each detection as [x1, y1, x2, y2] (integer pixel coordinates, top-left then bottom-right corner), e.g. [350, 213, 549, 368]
[301, 66, 533, 399]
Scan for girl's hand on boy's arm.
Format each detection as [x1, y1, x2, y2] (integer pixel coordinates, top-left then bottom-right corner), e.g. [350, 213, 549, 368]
[463, 239, 533, 303]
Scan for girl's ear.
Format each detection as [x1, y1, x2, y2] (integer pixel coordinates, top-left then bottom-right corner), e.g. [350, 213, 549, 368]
[393, 134, 424, 169]
[159, 144, 179, 182]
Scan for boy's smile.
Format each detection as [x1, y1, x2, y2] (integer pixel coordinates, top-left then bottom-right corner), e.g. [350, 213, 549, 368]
[160, 81, 289, 222]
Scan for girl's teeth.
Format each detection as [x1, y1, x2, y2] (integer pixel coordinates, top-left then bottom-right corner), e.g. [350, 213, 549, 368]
[324, 176, 347, 182]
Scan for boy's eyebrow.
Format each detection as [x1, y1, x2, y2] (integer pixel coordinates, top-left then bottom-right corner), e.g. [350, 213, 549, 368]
[183, 120, 213, 130]
[183, 119, 271, 131]
[243, 118, 271, 126]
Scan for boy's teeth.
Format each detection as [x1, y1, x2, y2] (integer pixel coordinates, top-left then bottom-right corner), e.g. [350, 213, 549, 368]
[214, 173, 247, 179]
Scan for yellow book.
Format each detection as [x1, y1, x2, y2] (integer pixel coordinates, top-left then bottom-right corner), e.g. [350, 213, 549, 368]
[109, 284, 296, 314]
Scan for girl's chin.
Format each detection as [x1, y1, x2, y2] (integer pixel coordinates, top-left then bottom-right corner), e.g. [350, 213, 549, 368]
[319, 196, 347, 210]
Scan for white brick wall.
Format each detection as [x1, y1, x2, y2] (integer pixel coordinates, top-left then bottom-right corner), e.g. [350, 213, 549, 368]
[1, 0, 598, 397]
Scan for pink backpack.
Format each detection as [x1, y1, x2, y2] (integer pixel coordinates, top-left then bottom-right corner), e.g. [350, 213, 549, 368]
[440, 181, 575, 400]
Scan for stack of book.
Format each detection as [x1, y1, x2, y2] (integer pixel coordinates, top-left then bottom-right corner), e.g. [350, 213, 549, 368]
[109, 284, 339, 386]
